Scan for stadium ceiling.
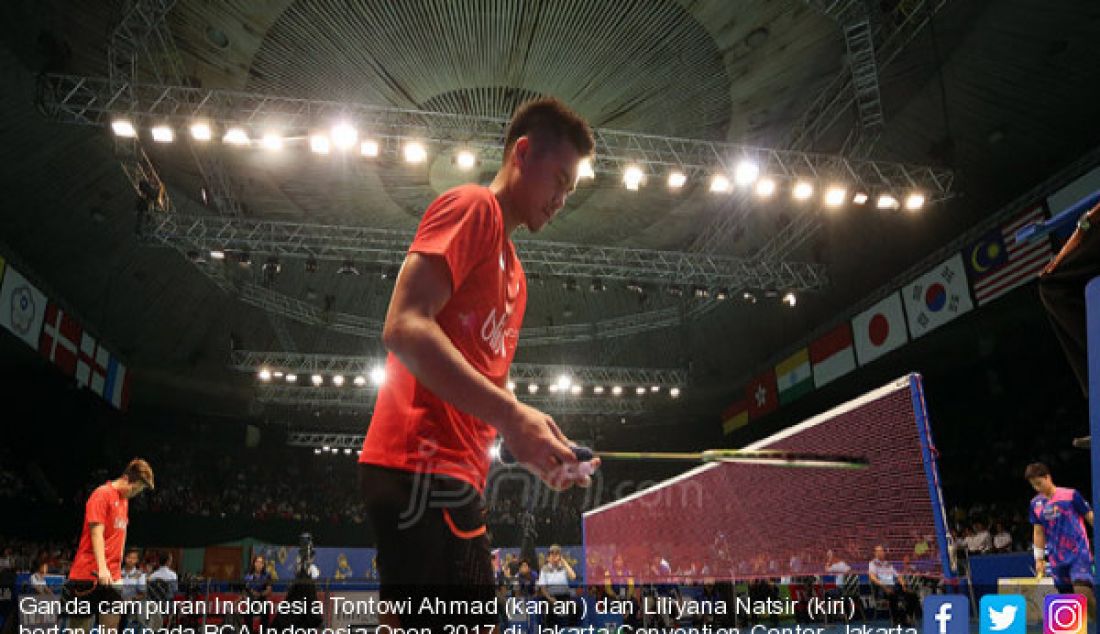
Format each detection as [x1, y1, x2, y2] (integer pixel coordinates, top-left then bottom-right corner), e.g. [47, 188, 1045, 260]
[3, 0, 1099, 428]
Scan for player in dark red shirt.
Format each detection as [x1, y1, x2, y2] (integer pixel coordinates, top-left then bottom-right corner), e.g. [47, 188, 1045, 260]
[359, 97, 599, 631]
[64, 458, 154, 632]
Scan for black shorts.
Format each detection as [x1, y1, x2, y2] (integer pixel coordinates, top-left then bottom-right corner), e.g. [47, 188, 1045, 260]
[359, 463, 496, 629]
[61, 579, 123, 616]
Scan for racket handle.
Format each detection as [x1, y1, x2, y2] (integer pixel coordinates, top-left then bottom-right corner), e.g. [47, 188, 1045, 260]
[499, 445, 594, 464]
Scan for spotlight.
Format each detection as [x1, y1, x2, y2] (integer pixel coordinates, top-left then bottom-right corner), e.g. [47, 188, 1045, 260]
[506, 381, 516, 392]
[577, 158, 595, 180]
[190, 122, 213, 141]
[187, 250, 207, 264]
[650, 386, 660, 393]
[343, 448, 353, 455]
[611, 386, 623, 396]
[528, 383, 539, 394]
[877, 194, 900, 210]
[693, 286, 709, 299]
[285, 373, 298, 383]
[742, 291, 757, 304]
[623, 165, 645, 191]
[755, 178, 777, 198]
[455, 150, 477, 170]
[562, 278, 578, 291]
[370, 366, 386, 386]
[322, 445, 330, 452]
[209, 250, 226, 261]
[709, 174, 731, 193]
[852, 192, 869, 205]
[590, 279, 607, 292]
[792, 181, 814, 200]
[734, 161, 759, 187]
[556, 375, 572, 390]
[310, 134, 331, 155]
[404, 142, 427, 163]
[715, 289, 729, 301]
[262, 256, 281, 275]
[570, 385, 582, 395]
[360, 139, 380, 157]
[337, 260, 360, 275]
[670, 387, 681, 398]
[353, 375, 367, 387]
[593, 386, 605, 394]
[782, 291, 797, 307]
[332, 375, 345, 387]
[824, 186, 847, 208]
[667, 285, 683, 297]
[905, 192, 926, 211]
[311, 374, 324, 386]
[260, 132, 284, 151]
[273, 371, 284, 378]
[668, 171, 687, 190]
[549, 384, 559, 394]
[222, 128, 250, 146]
[331, 123, 358, 150]
[258, 369, 272, 381]
[151, 125, 174, 143]
[636, 386, 646, 395]
[314, 448, 322, 455]
[111, 120, 137, 138]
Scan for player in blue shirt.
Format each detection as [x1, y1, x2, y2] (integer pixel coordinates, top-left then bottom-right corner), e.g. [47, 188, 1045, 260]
[1027, 462, 1095, 610]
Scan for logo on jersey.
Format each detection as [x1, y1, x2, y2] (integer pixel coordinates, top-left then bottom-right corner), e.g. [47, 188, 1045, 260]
[480, 307, 517, 357]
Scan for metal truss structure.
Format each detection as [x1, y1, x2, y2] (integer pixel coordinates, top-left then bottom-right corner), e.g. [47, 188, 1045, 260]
[39, 73, 952, 197]
[142, 212, 829, 292]
[257, 384, 651, 415]
[231, 350, 686, 388]
[690, 0, 951, 260]
[287, 432, 364, 451]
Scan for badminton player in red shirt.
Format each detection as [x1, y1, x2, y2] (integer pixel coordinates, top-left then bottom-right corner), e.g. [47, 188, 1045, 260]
[359, 97, 599, 629]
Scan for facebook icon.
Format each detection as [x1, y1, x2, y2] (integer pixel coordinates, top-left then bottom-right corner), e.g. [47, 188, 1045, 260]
[924, 595, 969, 634]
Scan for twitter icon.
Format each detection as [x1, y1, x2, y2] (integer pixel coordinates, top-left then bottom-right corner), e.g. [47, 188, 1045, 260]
[981, 594, 1027, 634]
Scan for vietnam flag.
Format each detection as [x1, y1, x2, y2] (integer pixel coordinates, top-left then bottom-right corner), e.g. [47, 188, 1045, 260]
[721, 400, 749, 435]
[746, 370, 779, 419]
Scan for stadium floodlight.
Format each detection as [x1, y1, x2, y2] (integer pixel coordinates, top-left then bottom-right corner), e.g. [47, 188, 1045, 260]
[877, 194, 900, 209]
[755, 178, 777, 198]
[528, 383, 539, 394]
[370, 365, 386, 386]
[222, 128, 250, 146]
[404, 142, 427, 163]
[151, 125, 174, 143]
[360, 139, 379, 157]
[455, 150, 477, 170]
[190, 122, 213, 141]
[623, 165, 645, 191]
[710, 174, 730, 193]
[260, 131, 283, 151]
[734, 161, 759, 187]
[258, 369, 271, 381]
[824, 186, 847, 208]
[111, 120, 137, 138]
[668, 171, 687, 190]
[905, 193, 926, 211]
[311, 374, 324, 386]
[309, 134, 331, 155]
[792, 181, 814, 200]
[331, 122, 357, 150]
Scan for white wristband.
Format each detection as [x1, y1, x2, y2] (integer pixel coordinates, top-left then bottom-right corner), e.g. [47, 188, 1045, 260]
[1034, 546, 1045, 561]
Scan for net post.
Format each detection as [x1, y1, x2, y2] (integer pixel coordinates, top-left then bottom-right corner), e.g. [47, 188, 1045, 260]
[1086, 277, 1100, 587]
[909, 372, 955, 580]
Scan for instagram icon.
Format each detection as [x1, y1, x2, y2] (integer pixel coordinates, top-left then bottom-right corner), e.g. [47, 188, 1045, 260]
[1044, 595, 1087, 634]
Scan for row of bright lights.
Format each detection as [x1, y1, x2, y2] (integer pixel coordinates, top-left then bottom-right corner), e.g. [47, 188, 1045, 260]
[257, 367, 386, 387]
[111, 119, 925, 208]
[111, 119, 466, 166]
[505, 375, 681, 398]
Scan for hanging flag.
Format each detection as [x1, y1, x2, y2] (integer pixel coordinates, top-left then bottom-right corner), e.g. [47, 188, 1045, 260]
[76, 332, 99, 389]
[809, 323, 856, 388]
[964, 203, 1051, 305]
[0, 267, 47, 349]
[721, 400, 748, 435]
[902, 253, 974, 339]
[775, 348, 813, 405]
[103, 354, 131, 411]
[90, 343, 110, 397]
[0, 253, 6, 285]
[39, 303, 83, 377]
[852, 292, 909, 366]
[746, 370, 778, 419]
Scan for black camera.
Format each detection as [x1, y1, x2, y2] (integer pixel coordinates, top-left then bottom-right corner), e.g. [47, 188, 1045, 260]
[297, 532, 315, 579]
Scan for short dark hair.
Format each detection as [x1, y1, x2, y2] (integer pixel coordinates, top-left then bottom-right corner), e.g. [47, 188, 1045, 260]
[1024, 462, 1051, 480]
[158, 552, 172, 567]
[504, 97, 594, 158]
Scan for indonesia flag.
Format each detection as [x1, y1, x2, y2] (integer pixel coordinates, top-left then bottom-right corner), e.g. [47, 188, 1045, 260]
[851, 292, 909, 366]
[39, 303, 82, 377]
[809, 323, 856, 388]
[964, 203, 1051, 305]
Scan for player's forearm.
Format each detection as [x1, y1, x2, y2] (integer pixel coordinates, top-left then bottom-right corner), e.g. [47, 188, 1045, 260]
[90, 526, 109, 574]
[384, 315, 518, 433]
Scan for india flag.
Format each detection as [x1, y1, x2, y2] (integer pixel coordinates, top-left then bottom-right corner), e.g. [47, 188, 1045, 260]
[775, 348, 813, 405]
[809, 323, 856, 388]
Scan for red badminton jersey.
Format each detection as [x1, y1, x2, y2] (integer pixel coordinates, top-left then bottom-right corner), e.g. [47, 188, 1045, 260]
[360, 184, 527, 491]
[69, 482, 128, 581]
